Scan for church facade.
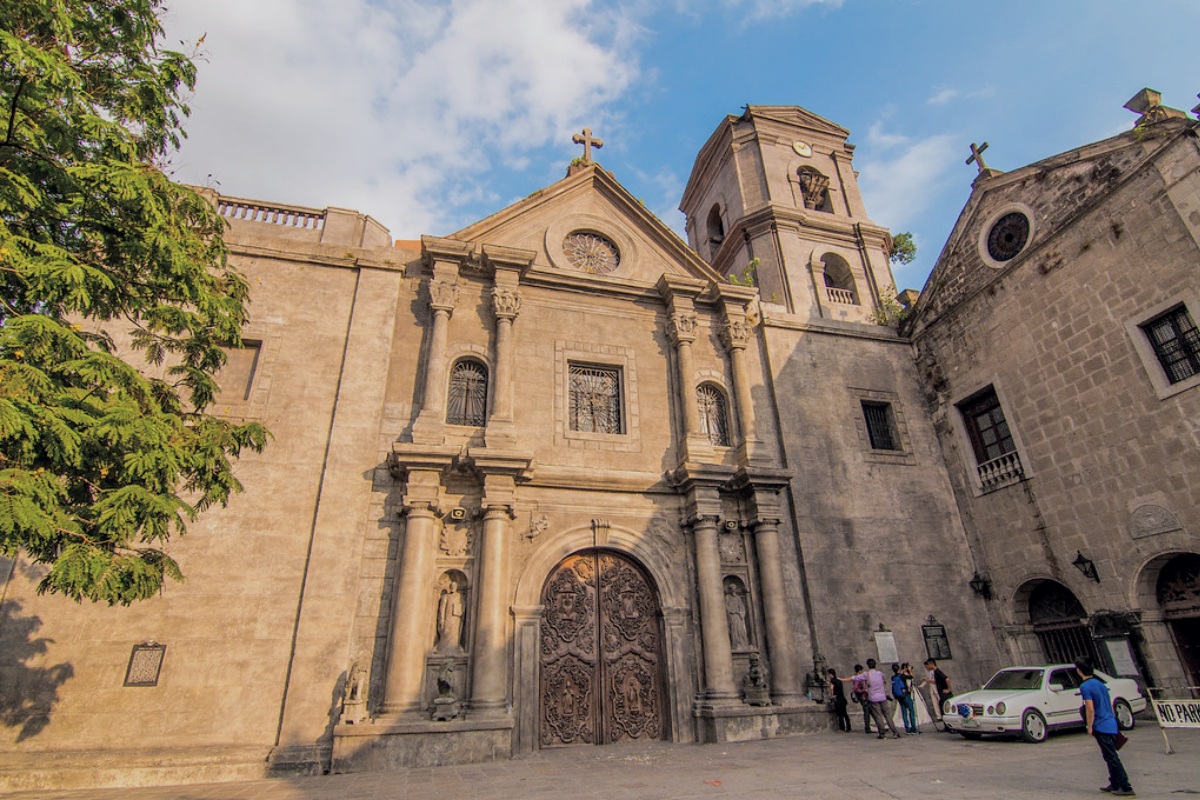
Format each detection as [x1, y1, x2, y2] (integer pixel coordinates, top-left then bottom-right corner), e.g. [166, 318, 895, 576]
[1, 98, 1197, 790]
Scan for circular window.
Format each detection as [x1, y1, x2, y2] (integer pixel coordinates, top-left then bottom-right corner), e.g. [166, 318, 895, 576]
[986, 212, 1031, 262]
[562, 231, 620, 274]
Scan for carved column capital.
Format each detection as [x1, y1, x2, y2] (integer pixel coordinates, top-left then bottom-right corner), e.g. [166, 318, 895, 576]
[666, 311, 698, 345]
[428, 279, 460, 313]
[689, 514, 722, 530]
[720, 316, 752, 351]
[491, 287, 522, 321]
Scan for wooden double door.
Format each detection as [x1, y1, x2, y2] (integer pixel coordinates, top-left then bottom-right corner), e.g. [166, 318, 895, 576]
[539, 550, 665, 747]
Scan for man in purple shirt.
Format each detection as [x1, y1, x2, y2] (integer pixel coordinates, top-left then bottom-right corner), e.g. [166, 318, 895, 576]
[1077, 658, 1134, 797]
[865, 658, 902, 739]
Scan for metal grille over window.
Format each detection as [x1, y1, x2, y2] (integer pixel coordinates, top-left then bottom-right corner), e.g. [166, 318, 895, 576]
[697, 385, 730, 446]
[861, 401, 898, 451]
[447, 359, 488, 426]
[569, 364, 622, 433]
[1142, 305, 1200, 385]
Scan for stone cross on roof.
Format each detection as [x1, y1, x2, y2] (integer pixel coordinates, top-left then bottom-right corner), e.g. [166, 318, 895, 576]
[966, 142, 991, 174]
[967, 141, 1003, 182]
[572, 128, 604, 163]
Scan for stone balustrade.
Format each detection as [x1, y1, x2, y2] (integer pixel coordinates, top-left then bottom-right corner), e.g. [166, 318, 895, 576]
[826, 286, 856, 305]
[217, 197, 326, 230]
[977, 450, 1024, 492]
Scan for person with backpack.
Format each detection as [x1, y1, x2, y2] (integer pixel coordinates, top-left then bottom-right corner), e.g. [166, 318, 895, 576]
[849, 664, 873, 734]
[892, 662, 917, 734]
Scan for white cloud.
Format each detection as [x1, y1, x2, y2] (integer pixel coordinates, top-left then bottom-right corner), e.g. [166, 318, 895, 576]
[857, 128, 958, 233]
[927, 88, 959, 106]
[719, 0, 843, 20]
[163, 0, 641, 237]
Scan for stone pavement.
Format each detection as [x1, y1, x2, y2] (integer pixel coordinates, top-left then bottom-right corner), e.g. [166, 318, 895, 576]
[5, 725, 1198, 800]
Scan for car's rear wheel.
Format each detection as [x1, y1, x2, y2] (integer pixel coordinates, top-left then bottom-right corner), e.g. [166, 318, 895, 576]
[1021, 709, 1047, 743]
[1114, 699, 1135, 731]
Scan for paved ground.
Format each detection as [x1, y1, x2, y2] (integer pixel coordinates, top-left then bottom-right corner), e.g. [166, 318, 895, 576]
[5, 724, 1198, 800]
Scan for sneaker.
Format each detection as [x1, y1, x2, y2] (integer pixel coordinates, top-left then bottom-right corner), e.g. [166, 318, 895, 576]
[1100, 787, 1115, 794]
[1108, 789, 1135, 798]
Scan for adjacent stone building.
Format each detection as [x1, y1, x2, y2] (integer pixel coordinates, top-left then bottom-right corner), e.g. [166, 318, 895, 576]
[1, 95, 1197, 790]
[904, 89, 1200, 696]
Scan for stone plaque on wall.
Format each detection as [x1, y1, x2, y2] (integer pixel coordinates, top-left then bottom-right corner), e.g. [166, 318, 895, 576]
[1128, 504, 1182, 539]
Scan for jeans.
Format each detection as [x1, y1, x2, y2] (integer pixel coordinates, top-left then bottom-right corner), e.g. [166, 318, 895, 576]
[1095, 732, 1131, 790]
[898, 694, 917, 732]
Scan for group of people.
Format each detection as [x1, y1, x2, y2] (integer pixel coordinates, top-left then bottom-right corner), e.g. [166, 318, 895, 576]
[825, 656, 1136, 797]
[826, 658, 952, 738]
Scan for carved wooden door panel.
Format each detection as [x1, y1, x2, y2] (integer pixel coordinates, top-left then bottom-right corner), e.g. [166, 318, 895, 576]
[539, 550, 663, 747]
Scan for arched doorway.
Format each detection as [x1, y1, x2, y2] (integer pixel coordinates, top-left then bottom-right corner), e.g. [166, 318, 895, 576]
[1157, 553, 1200, 692]
[1029, 580, 1097, 663]
[539, 549, 666, 747]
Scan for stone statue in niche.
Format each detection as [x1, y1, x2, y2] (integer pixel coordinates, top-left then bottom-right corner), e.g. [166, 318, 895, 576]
[743, 652, 771, 706]
[725, 580, 750, 650]
[436, 576, 466, 653]
[340, 658, 369, 724]
[432, 664, 460, 721]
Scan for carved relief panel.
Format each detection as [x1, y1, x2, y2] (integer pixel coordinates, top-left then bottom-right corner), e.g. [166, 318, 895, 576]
[539, 550, 664, 747]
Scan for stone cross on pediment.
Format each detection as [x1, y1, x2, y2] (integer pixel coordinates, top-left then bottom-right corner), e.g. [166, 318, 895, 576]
[966, 142, 991, 174]
[572, 128, 604, 163]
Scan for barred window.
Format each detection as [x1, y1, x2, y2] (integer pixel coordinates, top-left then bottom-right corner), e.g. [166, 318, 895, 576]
[447, 359, 488, 426]
[569, 364, 622, 433]
[861, 401, 899, 451]
[1141, 305, 1200, 385]
[697, 384, 730, 447]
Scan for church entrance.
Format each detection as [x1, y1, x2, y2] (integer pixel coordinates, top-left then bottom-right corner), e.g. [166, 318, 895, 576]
[1029, 580, 1097, 664]
[539, 549, 665, 747]
[1157, 553, 1200, 695]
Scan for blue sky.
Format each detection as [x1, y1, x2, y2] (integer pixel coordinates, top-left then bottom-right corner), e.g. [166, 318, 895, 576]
[163, 0, 1197, 290]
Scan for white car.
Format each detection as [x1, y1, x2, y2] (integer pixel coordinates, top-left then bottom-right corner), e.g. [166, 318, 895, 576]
[943, 664, 1147, 743]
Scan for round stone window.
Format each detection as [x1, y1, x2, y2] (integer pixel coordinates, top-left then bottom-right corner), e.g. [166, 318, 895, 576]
[562, 231, 620, 274]
[985, 212, 1031, 262]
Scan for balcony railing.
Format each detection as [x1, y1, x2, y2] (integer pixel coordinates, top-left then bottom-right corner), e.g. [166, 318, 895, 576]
[826, 286, 856, 305]
[217, 197, 325, 230]
[977, 450, 1024, 493]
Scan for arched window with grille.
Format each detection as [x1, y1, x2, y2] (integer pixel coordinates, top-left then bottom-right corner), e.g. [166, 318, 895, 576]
[446, 358, 488, 426]
[697, 384, 730, 447]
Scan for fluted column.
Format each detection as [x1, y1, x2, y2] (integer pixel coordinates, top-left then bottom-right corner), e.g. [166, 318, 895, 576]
[380, 501, 439, 715]
[469, 504, 512, 715]
[692, 515, 738, 700]
[412, 278, 459, 444]
[753, 518, 801, 701]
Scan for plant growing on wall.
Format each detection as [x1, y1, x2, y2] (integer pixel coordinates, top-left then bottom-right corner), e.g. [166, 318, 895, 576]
[0, 0, 269, 604]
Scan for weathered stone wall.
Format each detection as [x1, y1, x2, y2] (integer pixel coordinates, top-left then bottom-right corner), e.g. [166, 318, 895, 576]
[910, 124, 1200, 687]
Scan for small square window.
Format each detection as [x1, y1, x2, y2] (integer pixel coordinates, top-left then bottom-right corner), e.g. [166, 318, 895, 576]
[1140, 305, 1200, 385]
[861, 401, 899, 451]
[568, 363, 622, 434]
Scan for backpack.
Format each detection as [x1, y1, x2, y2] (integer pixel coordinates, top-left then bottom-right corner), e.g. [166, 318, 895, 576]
[891, 674, 906, 698]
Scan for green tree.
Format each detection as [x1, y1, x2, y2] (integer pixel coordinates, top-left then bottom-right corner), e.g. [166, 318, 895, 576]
[1, 0, 268, 604]
[890, 231, 916, 266]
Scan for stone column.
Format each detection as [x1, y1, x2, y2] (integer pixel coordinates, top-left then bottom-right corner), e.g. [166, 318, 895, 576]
[721, 313, 757, 447]
[668, 311, 702, 439]
[753, 517, 801, 701]
[469, 504, 512, 715]
[380, 499, 440, 715]
[485, 287, 521, 448]
[411, 279, 459, 444]
[692, 515, 738, 700]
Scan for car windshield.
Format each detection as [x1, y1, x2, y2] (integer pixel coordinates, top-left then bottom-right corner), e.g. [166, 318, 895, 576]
[983, 669, 1043, 691]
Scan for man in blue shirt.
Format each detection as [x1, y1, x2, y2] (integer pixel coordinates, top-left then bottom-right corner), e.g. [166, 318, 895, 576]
[1076, 658, 1134, 797]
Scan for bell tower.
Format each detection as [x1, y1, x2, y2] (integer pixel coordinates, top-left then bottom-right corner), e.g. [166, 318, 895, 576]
[679, 106, 896, 323]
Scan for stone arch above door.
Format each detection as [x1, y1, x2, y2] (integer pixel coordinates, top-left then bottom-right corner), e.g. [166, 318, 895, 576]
[514, 522, 686, 611]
